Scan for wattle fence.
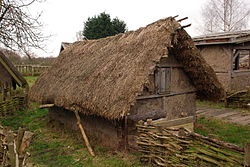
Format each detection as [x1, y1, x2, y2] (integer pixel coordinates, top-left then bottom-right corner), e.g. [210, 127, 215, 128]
[0, 90, 27, 118]
[137, 119, 249, 167]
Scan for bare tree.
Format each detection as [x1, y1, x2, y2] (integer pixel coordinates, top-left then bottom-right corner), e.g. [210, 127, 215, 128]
[0, 0, 46, 58]
[201, 0, 250, 33]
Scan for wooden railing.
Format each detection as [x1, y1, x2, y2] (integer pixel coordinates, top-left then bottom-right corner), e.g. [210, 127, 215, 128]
[15, 65, 50, 76]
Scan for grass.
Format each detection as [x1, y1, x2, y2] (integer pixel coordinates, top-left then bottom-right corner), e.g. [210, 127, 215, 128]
[197, 100, 249, 113]
[0, 103, 146, 167]
[196, 100, 225, 109]
[24, 76, 39, 87]
[8, 76, 247, 165]
[195, 117, 250, 147]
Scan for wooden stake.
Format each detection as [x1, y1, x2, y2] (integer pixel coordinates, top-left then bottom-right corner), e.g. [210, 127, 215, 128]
[39, 104, 54, 109]
[74, 111, 95, 157]
[245, 143, 250, 167]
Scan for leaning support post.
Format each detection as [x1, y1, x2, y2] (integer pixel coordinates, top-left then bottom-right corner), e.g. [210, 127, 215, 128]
[245, 143, 250, 167]
[74, 110, 95, 157]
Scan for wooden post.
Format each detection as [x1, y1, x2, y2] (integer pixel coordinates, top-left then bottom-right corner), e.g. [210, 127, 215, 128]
[245, 143, 250, 167]
[73, 111, 95, 157]
[248, 51, 250, 70]
[124, 116, 128, 151]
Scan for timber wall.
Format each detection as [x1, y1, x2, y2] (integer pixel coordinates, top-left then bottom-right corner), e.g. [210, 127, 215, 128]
[131, 55, 196, 122]
[49, 107, 125, 150]
[231, 70, 250, 91]
[198, 45, 232, 91]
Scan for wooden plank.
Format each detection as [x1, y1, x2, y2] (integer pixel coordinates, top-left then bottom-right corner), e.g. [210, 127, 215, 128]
[249, 51, 250, 70]
[136, 91, 196, 100]
[19, 131, 33, 156]
[152, 116, 194, 127]
[165, 68, 171, 92]
[16, 128, 25, 154]
[154, 67, 160, 94]
[245, 143, 250, 166]
[157, 65, 183, 68]
[160, 68, 166, 93]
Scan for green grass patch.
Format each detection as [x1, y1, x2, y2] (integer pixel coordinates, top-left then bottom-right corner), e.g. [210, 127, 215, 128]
[196, 100, 249, 113]
[0, 104, 147, 167]
[195, 117, 250, 147]
[196, 100, 225, 109]
[24, 76, 39, 87]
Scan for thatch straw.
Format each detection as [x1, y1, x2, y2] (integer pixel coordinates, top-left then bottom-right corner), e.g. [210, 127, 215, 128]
[0, 51, 27, 88]
[29, 17, 225, 119]
[171, 29, 225, 100]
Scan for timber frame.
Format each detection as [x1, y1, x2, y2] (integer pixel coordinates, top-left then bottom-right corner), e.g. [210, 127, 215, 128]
[194, 30, 250, 92]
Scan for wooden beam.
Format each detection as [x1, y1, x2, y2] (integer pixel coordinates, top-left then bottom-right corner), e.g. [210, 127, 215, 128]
[152, 116, 194, 127]
[157, 65, 184, 68]
[233, 46, 250, 50]
[249, 50, 250, 70]
[39, 104, 55, 109]
[136, 91, 196, 100]
[74, 110, 95, 157]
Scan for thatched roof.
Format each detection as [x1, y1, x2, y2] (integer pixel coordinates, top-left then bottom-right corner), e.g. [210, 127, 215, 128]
[60, 42, 73, 53]
[193, 30, 250, 45]
[0, 51, 27, 88]
[30, 17, 225, 120]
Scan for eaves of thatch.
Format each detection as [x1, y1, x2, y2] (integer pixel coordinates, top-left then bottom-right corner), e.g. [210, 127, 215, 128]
[0, 51, 28, 88]
[30, 17, 225, 120]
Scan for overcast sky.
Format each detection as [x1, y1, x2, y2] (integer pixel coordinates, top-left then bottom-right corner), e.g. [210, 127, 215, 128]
[30, 0, 249, 57]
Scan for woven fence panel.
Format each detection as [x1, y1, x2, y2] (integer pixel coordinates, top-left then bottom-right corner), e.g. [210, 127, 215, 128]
[0, 96, 26, 117]
[226, 89, 250, 108]
[137, 123, 244, 167]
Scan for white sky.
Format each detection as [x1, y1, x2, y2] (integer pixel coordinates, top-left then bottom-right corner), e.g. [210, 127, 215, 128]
[30, 0, 248, 57]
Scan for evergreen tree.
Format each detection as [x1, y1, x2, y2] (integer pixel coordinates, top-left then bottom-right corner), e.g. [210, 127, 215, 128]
[83, 12, 127, 40]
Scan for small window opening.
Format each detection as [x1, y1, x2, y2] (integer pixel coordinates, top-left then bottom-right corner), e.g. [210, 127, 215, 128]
[233, 50, 250, 70]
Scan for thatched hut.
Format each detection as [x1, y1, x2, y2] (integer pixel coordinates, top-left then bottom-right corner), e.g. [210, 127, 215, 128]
[30, 17, 224, 150]
[193, 30, 250, 91]
[0, 51, 28, 115]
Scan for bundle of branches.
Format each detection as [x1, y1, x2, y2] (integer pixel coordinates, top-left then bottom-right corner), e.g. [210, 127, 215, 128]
[0, 126, 33, 167]
[226, 87, 250, 109]
[136, 121, 245, 167]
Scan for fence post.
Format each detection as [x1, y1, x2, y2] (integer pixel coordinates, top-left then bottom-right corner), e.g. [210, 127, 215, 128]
[245, 143, 250, 167]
